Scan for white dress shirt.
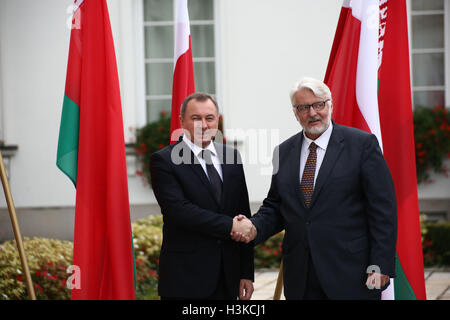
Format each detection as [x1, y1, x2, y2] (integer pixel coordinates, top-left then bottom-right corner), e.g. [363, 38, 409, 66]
[299, 122, 333, 186]
[183, 135, 223, 181]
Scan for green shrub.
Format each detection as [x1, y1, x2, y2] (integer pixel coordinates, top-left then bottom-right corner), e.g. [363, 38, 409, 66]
[0, 237, 73, 300]
[413, 105, 450, 183]
[132, 215, 162, 300]
[254, 232, 284, 269]
[0, 215, 163, 300]
[422, 221, 450, 267]
[134, 111, 171, 186]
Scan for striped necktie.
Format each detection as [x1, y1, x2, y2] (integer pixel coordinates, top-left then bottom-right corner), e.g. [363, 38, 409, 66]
[300, 142, 318, 208]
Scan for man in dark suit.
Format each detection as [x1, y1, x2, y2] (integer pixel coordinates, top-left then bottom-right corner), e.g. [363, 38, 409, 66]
[233, 77, 397, 300]
[150, 92, 254, 300]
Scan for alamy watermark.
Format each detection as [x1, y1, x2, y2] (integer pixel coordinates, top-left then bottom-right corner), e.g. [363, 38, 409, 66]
[366, 265, 382, 290]
[66, 265, 81, 290]
[170, 127, 281, 176]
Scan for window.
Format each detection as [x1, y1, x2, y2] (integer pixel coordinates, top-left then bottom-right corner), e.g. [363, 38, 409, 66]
[410, 0, 448, 108]
[143, 0, 216, 123]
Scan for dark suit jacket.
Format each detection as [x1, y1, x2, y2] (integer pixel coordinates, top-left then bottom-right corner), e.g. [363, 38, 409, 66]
[251, 122, 397, 300]
[150, 138, 254, 299]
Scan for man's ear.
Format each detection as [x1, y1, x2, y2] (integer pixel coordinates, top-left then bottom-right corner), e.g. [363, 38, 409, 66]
[179, 115, 184, 127]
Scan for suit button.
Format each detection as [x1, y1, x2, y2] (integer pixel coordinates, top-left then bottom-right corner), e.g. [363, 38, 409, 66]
[306, 221, 311, 225]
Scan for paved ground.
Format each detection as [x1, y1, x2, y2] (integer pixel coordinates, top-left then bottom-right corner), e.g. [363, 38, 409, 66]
[252, 268, 450, 300]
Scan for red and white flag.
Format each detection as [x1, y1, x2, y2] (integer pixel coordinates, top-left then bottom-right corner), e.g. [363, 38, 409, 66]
[325, 0, 426, 300]
[170, 0, 195, 143]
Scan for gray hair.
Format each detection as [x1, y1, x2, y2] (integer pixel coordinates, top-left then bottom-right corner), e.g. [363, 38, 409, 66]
[180, 92, 219, 118]
[289, 77, 332, 106]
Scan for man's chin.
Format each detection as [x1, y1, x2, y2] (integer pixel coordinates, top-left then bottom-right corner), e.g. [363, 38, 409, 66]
[304, 123, 327, 137]
[306, 125, 324, 133]
[193, 137, 212, 147]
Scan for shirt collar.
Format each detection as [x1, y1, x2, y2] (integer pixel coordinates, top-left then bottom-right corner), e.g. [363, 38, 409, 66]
[302, 121, 333, 151]
[182, 135, 218, 158]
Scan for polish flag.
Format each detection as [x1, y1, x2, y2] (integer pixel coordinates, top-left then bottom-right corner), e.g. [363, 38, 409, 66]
[170, 0, 195, 143]
[325, 0, 426, 300]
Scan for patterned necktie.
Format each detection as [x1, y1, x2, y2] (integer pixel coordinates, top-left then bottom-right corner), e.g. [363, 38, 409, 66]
[300, 142, 318, 208]
[201, 150, 223, 204]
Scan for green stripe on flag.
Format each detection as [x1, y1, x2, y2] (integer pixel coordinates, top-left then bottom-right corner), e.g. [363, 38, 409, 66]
[131, 226, 137, 291]
[394, 253, 418, 300]
[57, 94, 80, 186]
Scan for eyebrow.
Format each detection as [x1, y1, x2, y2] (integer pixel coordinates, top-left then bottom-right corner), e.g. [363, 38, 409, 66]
[191, 113, 216, 118]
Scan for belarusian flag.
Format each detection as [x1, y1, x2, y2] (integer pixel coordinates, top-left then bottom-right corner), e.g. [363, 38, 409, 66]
[57, 0, 135, 299]
[170, 0, 195, 143]
[325, 0, 426, 300]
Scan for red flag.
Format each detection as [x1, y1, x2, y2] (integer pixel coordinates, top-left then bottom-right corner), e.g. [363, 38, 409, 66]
[58, 0, 135, 299]
[325, 0, 426, 299]
[378, 0, 426, 300]
[170, 0, 195, 143]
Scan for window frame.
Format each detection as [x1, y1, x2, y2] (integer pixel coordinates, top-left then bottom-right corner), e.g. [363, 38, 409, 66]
[408, 0, 449, 109]
[141, 0, 219, 123]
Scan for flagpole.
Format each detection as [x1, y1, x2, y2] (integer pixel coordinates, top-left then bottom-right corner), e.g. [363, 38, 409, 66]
[273, 260, 283, 300]
[0, 151, 36, 300]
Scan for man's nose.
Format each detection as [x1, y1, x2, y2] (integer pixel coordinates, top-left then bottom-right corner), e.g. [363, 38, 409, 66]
[307, 106, 318, 116]
[201, 118, 208, 129]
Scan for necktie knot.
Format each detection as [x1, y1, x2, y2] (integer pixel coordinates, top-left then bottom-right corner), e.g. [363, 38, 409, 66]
[201, 150, 213, 165]
[309, 142, 318, 152]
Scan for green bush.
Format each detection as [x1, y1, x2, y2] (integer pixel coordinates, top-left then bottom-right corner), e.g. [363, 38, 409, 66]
[413, 105, 450, 183]
[254, 232, 284, 269]
[422, 221, 450, 267]
[134, 111, 171, 186]
[0, 237, 73, 300]
[0, 215, 163, 300]
[132, 215, 162, 300]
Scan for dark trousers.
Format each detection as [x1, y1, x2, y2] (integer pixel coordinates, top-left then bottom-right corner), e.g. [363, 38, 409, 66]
[303, 253, 328, 300]
[161, 263, 236, 300]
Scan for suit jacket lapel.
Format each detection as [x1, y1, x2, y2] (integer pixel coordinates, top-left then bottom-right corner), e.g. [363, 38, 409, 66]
[287, 133, 307, 210]
[176, 140, 218, 201]
[309, 123, 344, 209]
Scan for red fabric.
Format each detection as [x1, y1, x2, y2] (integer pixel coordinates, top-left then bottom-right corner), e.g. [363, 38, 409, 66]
[324, 8, 371, 133]
[68, 0, 135, 299]
[324, 7, 351, 83]
[378, 0, 426, 300]
[325, 1, 426, 300]
[170, 36, 195, 144]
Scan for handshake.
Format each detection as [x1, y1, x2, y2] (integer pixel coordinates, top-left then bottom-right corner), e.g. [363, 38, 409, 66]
[230, 215, 257, 243]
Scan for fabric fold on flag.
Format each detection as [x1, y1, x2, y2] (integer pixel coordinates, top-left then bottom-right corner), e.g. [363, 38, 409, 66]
[57, 0, 135, 300]
[325, 0, 426, 300]
[170, 0, 195, 143]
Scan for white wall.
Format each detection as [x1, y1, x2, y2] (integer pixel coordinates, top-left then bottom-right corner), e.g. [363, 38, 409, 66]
[0, 0, 75, 207]
[217, 0, 344, 202]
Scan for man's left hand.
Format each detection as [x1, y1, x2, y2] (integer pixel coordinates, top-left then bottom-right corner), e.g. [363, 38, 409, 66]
[239, 279, 254, 300]
[366, 273, 390, 290]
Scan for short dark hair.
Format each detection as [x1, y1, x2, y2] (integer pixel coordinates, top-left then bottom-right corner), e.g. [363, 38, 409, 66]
[180, 92, 219, 118]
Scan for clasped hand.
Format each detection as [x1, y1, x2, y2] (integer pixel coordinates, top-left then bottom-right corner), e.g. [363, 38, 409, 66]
[230, 215, 257, 243]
